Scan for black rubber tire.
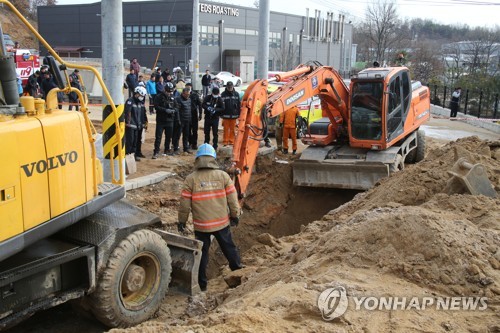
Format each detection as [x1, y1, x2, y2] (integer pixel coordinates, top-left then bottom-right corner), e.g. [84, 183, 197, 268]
[415, 129, 426, 162]
[235, 79, 241, 87]
[90, 230, 171, 328]
[389, 154, 404, 174]
[405, 149, 416, 163]
[297, 118, 308, 138]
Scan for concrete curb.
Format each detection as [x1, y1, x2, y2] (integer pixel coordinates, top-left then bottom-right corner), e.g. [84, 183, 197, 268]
[431, 105, 500, 135]
[125, 171, 176, 191]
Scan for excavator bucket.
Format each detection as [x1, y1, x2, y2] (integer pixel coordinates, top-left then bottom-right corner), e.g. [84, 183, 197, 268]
[155, 230, 203, 295]
[292, 146, 393, 190]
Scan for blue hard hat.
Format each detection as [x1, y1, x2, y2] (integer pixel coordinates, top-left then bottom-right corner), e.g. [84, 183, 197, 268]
[196, 143, 217, 159]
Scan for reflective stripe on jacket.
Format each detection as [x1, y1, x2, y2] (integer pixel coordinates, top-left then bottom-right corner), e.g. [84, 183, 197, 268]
[220, 90, 241, 119]
[178, 156, 240, 233]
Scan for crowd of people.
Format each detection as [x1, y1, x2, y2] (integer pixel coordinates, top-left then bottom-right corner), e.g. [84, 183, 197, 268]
[123, 59, 245, 162]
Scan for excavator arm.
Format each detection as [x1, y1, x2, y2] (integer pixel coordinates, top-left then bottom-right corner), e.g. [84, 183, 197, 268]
[231, 64, 351, 199]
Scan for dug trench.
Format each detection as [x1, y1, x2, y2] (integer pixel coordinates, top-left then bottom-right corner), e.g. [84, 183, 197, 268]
[126, 152, 359, 279]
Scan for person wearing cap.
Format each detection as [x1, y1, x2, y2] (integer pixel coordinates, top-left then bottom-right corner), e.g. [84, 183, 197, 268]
[153, 81, 180, 158]
[202, 87, 225, 150]
[220, 81, 241, 146]
[177, 143, 243, 291]
[69, 69, 81, 90]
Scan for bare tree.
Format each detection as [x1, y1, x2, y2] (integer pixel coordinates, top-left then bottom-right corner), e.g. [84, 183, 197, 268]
[364, 0, 407, 65]
[271, 42, 299, 71]
[410, 40, 444, 84]
[29, 0, 57, 18]
[253, 0, 259, 8]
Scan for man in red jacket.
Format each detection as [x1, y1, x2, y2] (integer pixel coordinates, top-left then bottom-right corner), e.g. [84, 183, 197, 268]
[177, 144, 243, 291]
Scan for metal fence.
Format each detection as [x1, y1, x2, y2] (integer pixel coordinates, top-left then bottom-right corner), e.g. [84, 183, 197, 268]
[426, 84, 499, 119]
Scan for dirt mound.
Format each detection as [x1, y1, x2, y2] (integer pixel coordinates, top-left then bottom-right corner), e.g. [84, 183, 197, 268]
[154, 137, 499, 332]
[114, 136, 500, 332]
[333, 136, 499, 215]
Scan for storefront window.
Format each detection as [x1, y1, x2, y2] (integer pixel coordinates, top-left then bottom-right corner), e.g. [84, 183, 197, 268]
[123, 24, 192, 46]
[269, 32, 281, 48]
[199, 25, 219, 47]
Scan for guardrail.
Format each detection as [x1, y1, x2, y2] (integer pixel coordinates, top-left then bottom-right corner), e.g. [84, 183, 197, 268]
[425, 84, 499, 119]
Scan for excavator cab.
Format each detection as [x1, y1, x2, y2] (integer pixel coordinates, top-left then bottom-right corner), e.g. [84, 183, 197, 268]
[350, 80, 384, 141]
[349, 67, 415, 150]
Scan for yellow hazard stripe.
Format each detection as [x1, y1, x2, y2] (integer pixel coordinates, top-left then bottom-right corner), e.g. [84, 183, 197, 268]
[102, 104, 125, 158]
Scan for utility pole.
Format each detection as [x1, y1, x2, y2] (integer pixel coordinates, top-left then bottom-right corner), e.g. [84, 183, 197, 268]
[191, 0, 200, 91]
[101, 0, 124, 182]
[257, 0, 270, 79]
[101, 0, 123, 107]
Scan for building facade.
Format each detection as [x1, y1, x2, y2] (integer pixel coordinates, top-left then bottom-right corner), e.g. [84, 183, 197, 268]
[38, 0, 353, 81]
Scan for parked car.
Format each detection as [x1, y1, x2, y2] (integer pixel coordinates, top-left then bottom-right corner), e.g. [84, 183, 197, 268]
[2, 34, 15, 52]
[215, 71, 242, 86]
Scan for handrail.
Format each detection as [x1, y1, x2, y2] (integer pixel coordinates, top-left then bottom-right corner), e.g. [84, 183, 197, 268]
[1, 0, 125, 188]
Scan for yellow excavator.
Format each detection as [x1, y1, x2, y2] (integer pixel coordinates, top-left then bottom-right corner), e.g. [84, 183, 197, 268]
[0, 1, 201, 329]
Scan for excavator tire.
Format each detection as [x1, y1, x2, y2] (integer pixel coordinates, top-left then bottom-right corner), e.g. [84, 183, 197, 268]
[415, 130, 426, 162]
[90, 229, 172, 328]
[297, 118, 308, 138]
[389, 154, 404, 174]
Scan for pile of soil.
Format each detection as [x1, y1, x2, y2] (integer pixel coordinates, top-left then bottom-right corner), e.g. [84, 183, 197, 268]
[117, 136, 499, 333]
[0, 7, 38, 50]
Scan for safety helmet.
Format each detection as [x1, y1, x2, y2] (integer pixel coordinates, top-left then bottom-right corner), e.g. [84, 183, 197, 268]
[165, 82, 175, 92]
[226, 81, 234, 87]
[134, 86, 147, 97]
[195, 143, 217, 159]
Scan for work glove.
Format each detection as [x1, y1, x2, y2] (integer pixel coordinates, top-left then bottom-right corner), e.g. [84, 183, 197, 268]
[177, 222, 186, 233]
[230, 216, 239, 227]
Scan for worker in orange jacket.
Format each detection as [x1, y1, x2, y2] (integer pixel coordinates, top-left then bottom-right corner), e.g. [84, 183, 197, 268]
[279, 106, 300, 154]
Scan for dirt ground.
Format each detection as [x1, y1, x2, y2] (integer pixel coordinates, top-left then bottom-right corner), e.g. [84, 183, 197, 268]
[119, 127, 499, 332]
[9, 122, 500, 332]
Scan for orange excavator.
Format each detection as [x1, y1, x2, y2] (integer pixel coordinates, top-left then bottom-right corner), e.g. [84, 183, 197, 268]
[231, 62, 430, 198]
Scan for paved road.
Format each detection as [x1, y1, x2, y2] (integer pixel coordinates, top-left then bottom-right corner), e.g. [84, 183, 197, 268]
[422, 116, 498, 141]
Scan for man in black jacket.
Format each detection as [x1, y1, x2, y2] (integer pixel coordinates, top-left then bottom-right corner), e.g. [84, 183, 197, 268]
[201, 69, 212, 98]
[25, 70, 40, 97]
[202, 87, 225, 150]
[186, 82, 203, 150]
[175, 88, 193, 153]
[220, 81, 241, 146]
[41, 72, 63, 109]
[153, 82, 179, 159]
[124, 86, 147, 161]
[125, 69, 137, 98]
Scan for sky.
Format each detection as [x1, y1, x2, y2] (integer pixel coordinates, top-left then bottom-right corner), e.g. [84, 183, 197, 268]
[55, 0, 500, 29]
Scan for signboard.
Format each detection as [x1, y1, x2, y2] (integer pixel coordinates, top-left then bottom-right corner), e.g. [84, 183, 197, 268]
[199, 3, 239, 17]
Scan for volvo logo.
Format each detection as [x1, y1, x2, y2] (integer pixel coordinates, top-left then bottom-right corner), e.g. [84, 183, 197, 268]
[21, 151, 79, 177]
[285, 89, 305, 106]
